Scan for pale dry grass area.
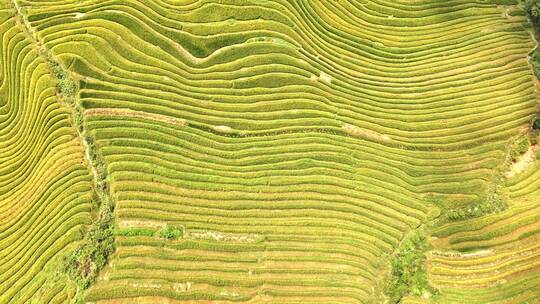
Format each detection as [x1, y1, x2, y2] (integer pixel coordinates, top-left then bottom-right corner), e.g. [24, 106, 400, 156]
[85, 108, 187, 127]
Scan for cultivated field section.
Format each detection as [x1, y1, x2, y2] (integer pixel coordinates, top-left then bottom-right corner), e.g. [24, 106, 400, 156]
[0, 5, 94, 303]
[1, 0, 540, 303]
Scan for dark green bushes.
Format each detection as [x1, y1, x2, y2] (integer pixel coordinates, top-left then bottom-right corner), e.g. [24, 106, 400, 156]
[385, 230, 438, 303]
[63, 203, 115, 290]
[48, 58, 77, 99]
[525, 0, 540, 79]
[48, 55, 114, 295]
[532, 116, 540, 130]
[525, 0, 540, 23]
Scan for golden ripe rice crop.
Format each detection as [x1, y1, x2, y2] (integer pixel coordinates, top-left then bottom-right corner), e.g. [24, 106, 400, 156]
[1, 0, 539, 303]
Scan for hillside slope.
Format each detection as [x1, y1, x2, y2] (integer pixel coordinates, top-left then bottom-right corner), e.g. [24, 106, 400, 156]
[0, 5, 94, 303]
[1, 0, 539, 303]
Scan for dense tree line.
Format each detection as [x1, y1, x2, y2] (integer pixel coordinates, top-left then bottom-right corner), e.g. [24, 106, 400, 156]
[524, 1, 540, 130]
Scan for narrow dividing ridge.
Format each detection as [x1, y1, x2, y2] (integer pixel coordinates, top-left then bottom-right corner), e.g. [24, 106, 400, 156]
[9, 0, 116, 295]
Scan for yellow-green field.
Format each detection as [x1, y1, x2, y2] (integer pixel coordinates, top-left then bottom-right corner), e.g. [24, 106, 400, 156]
[1, 0, 539, 303]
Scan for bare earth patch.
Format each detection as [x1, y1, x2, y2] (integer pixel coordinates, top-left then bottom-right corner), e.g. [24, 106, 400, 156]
[173, 42, 204, 64]
[84, 108, 187, 127]
[118, 219, 166, 229]
[173, 282, 193, 292]
[310, 71, 332, 84]
[173, 42, 228, 65]
[96, 296, 188, 304]
[342, 123, 392, 143]
[428, 249, 494, 259]
[506, 145, 538, 179]
[185, 230, 261, 243]
[213, 125, 233, 133]
[458, 249, 494, 258]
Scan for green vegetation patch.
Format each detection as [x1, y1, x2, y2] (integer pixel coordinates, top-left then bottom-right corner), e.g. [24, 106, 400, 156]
[44, 39, 115, 298]
[62, 201, 114, 290]
[525, 0, 540, 78]
[446, 190, 508, 222]
[429, 184, 508, 223]
[385, 229, 439, 303]
[510, 136, 532, 163]
[48, 58, 78, 99]
[156, 224, 183, 240]
[115, 224, 183, 240]
[525, 0, 540, 25]
[61, 132, 114, 297]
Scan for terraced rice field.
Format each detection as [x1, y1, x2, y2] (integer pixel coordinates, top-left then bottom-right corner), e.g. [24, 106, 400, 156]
[1, 0, 540, 303]
[0, 5, 94, 303]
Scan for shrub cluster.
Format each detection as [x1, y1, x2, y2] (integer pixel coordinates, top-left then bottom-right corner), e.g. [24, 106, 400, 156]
[115, 225, 183, 240]
[525, 0, 540, 23]
[62, 203, 115, 290]
[525, 0, 540, 80]
[385, 230, 438, 303]
[47, 56, 115, 295]
[446, 190, 507, 222]
[507, 136, 532, 164]
[156, 224, 183, 240]
[48, 59, 77, 99]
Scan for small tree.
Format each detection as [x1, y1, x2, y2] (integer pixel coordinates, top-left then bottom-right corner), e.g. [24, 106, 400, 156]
[156, 224, 183, 240]
[525, 0, 540, 24]
[533, 117, 540, 130]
